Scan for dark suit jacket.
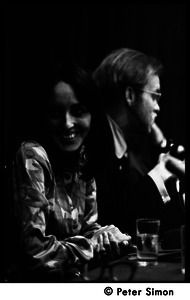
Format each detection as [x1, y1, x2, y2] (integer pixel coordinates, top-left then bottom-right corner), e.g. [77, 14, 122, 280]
[94, 128, 185, 246]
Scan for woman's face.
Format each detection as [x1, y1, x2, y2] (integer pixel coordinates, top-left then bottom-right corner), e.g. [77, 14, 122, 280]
[47, 81, 91, 152]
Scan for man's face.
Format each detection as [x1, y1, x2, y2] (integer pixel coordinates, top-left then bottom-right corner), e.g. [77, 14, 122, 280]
[133, 73, 161, 133]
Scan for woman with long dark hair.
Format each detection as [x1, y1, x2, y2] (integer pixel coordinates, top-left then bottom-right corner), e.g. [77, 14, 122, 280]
[7, 62, 131, 282]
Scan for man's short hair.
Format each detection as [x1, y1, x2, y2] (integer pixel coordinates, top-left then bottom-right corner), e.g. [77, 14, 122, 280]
[93, 48, 163, 107]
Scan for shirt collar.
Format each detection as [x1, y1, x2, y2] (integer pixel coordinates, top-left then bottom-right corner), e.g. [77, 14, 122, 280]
[107, 115, 127, 159]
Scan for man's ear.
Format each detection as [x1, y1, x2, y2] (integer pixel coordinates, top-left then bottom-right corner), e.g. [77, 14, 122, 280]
[125, 87, 136, 107]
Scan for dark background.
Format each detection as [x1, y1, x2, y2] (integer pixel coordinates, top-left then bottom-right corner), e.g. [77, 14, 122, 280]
[3, 3, 186, 163]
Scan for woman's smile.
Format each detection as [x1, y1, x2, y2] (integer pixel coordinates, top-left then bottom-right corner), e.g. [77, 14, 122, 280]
[47, 81, 91, 152]
[61, 132, 77, 140]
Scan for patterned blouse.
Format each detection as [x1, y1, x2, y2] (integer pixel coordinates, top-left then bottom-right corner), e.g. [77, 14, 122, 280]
[12, 141, 101, 279]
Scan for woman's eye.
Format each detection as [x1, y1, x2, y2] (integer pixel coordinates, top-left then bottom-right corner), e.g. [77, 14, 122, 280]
[71, 105, 88, 116]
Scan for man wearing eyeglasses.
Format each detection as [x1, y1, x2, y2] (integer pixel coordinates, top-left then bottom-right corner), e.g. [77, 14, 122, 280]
[93, 48, 185, 246]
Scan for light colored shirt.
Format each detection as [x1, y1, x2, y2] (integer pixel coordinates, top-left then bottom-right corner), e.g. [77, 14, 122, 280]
[107, 115, 170, 204]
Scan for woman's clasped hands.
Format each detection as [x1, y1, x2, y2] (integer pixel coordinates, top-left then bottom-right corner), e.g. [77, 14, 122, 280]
[90, 225, 132, 261]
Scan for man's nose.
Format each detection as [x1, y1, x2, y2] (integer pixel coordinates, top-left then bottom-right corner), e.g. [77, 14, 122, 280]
[154, 101, 160, 113]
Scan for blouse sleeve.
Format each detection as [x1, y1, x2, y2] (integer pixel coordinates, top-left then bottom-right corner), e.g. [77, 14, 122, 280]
[80, 178, 102, 237]
[12, 142, 94, 279]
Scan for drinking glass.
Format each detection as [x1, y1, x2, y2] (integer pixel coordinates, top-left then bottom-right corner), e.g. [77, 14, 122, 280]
[136, 218, 160, 266]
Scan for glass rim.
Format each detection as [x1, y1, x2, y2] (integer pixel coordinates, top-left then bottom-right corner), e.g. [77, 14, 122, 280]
[136, 218, 160, 223]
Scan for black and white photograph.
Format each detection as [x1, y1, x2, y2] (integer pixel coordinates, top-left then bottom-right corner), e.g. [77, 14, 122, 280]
[3, 3, 188, 298]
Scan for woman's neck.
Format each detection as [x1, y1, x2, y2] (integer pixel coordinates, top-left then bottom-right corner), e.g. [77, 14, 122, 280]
[42, 137, 82, 171]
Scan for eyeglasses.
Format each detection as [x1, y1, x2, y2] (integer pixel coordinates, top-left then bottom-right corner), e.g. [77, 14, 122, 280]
[81, 258, 137, 282]
[140, 89, 162, 102]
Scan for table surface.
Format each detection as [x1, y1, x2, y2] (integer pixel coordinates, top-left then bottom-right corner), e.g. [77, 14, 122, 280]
[129, 249, 184, 282]
[73, 249, 186, 283]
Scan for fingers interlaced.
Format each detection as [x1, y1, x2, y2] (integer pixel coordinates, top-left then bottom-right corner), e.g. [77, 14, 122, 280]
[93, 227, 132, 260]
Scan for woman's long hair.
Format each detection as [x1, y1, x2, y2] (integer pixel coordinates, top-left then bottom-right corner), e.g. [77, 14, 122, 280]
[23, 62, 111, 178]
